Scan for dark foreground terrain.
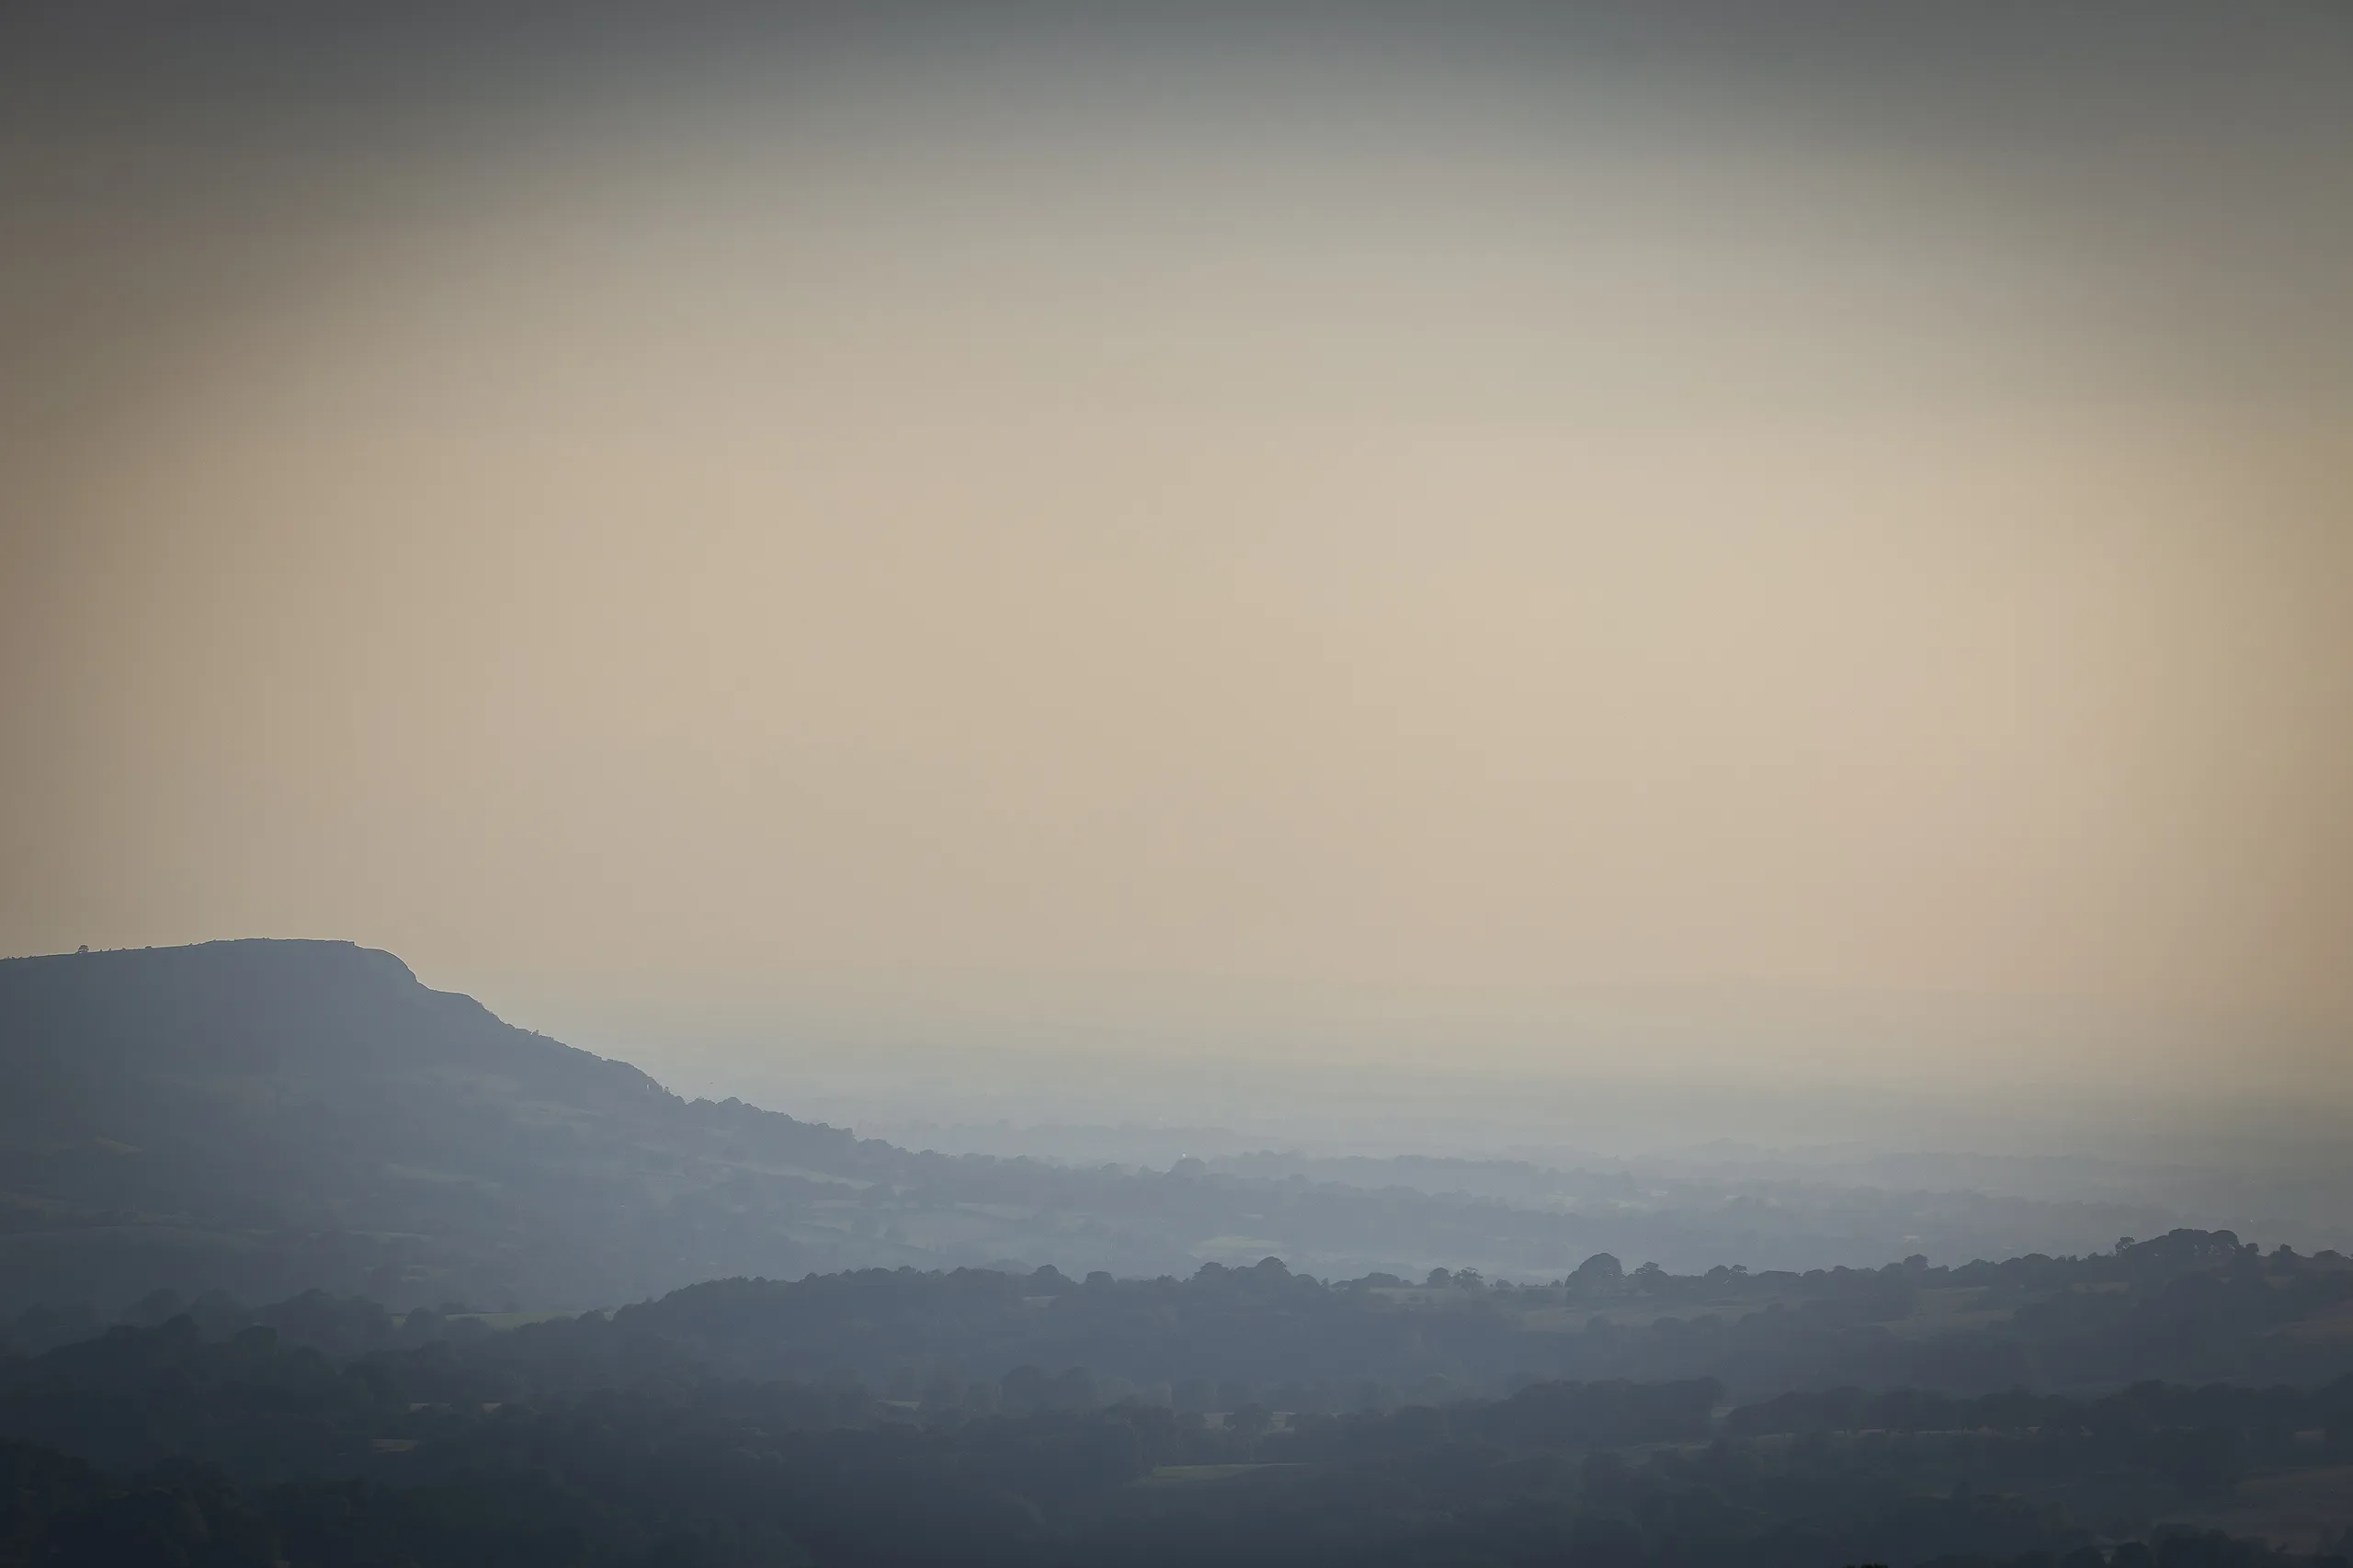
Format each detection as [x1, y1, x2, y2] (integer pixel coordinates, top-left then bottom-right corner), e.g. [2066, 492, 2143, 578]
[2, 1302, 2350, 1566]
[3, 1233, 2353, 1566]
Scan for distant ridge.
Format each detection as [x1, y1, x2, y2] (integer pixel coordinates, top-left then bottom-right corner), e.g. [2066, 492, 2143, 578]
[0, 938, 880, 1311]
[0, 940, 2241, 1317]
[3, 937, 668, 1114]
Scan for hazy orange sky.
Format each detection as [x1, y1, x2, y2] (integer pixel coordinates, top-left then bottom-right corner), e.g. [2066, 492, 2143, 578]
[5, 5, 2349, 1099]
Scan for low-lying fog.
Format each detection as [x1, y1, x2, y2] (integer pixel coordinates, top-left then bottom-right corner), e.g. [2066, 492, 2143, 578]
[484, 971, 2353, 1267]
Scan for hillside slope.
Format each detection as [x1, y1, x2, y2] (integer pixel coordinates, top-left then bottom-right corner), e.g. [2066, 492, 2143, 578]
[0, 940, 2283, 1313]
[0, 940, 888, 1308]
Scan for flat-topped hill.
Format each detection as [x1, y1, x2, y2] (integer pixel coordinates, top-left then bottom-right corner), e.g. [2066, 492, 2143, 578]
[1, 941, 2321, 1320]
[0, 940, 872, 1308]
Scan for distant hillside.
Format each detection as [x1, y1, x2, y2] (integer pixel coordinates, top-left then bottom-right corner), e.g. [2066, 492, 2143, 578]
[0, 940, 892, 1309]
[0, 941, 2279, 1313]
[11, 1233, 2353, 1427]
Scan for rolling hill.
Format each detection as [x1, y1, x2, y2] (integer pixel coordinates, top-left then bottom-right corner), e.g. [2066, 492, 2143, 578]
[0, 939, 2280, 1313]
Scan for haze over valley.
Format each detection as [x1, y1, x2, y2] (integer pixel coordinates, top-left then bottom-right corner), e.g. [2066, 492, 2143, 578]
[2, 6, 2348, 1565]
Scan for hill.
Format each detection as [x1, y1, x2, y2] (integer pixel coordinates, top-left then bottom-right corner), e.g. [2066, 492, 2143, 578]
[1, 940, 892, 1309]
[0, 940, 2330, 1316]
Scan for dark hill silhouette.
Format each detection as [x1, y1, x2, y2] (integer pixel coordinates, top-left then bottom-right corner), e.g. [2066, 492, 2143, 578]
[0, 940, 889, 1309]
[5, 938, 667, 1113]
[3, 941, 2334, 1322]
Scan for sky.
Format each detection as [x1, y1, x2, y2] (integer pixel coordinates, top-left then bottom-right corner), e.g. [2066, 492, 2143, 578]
[4, 4, 2349, 1125]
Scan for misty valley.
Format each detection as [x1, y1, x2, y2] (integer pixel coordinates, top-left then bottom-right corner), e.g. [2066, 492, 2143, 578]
[3, 942, 2351, 1567]
[10, 4, 2352, 1562]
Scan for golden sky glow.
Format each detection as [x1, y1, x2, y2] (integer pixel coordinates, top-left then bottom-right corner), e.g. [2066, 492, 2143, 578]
[5, 6, 2348, 1099]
